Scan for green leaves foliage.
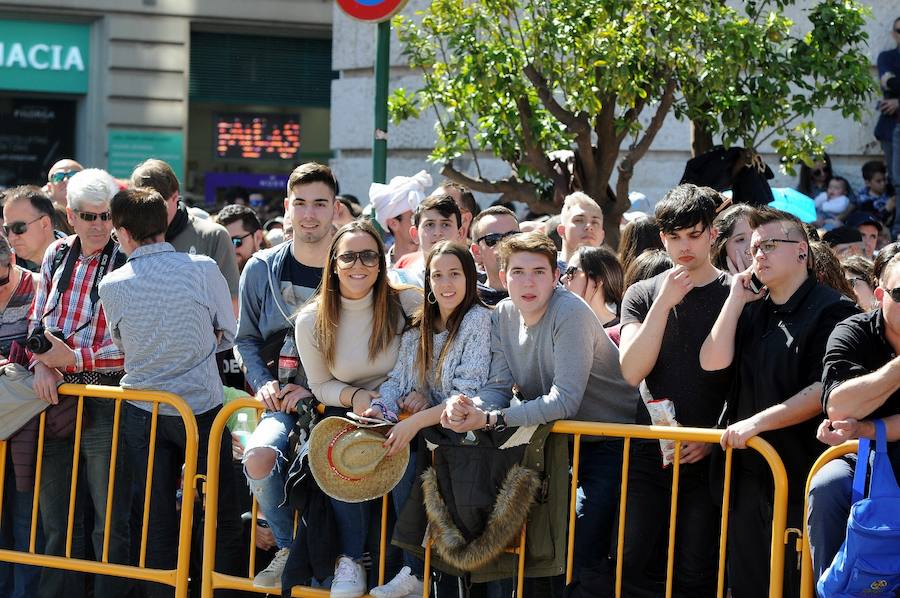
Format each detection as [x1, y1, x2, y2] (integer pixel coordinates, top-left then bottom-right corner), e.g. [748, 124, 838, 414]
[390, 0, 873, 205]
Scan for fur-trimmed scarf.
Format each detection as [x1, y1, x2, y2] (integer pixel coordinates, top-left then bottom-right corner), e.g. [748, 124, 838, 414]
[421, 464, 541, 571]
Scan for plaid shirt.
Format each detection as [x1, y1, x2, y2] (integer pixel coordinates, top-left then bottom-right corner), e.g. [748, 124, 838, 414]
[28, 236, 125, 373]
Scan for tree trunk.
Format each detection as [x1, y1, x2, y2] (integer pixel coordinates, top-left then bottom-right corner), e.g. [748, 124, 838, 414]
[691, 119, 715, 157]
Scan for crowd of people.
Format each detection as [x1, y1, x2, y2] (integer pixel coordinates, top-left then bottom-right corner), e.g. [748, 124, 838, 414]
[0, 22, 897, 595]
[0, 150, 896, 598]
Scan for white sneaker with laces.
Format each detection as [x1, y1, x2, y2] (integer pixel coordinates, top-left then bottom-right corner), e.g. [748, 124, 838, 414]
[252, 547, 290, 588]
[370, 566, 424, 598]
[330, 556, 366, 598]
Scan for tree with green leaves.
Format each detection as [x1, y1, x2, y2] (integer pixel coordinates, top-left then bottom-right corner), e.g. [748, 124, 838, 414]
[390, 0, 874, 243]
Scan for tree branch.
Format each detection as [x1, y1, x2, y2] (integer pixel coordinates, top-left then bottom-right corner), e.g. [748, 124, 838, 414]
[523, 63, 590, 136]
[515, 97, 555, 179]
[441, 161, 556, 213]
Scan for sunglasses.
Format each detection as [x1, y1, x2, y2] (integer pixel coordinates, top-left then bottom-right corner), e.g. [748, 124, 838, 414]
[0, 264, 10, 287]
[336, 250, 380, 269]
[475, 230, 518, 247]
[560, 264, 579, 283]
[750, 238, 800, 255]
[49, 170, 79, 184]
[883, 287, 900, 303]
[231, 232, 253, 248]
[2, 215, 45, 236]
[74, 210, 112, 222]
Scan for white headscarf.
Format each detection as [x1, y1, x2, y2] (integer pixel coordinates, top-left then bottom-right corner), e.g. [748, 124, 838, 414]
[369, 170, 433, 230]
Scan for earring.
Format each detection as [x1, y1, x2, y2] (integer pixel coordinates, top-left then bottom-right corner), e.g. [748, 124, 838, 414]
[426, 291, 437, 305]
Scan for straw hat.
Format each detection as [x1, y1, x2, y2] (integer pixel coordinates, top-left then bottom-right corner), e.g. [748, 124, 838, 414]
[308, 416, 410, 503]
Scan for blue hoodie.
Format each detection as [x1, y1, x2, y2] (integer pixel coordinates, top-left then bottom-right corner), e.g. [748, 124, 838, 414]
[234, 242, 321, 392]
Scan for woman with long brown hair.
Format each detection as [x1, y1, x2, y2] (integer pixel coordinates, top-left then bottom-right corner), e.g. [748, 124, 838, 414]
[364, 240, 493, 598]
[295, 219, 420, 598]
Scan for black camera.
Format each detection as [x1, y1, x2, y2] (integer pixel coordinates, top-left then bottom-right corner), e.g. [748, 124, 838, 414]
[26, 326, 66, 354]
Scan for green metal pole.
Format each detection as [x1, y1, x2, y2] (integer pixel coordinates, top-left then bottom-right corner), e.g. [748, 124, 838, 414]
[373, 19, 390, 184]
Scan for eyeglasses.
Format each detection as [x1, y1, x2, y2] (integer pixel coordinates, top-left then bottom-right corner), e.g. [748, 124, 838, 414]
[49, 170, 79, 184]
[475, 231, 518, 247]
[882, 287, 900, 303]
[2, 215, 45, 236]
[847, 276, 869, 287]
[750, 238, 800, 255]
[336, 250, 380, 269]
[231, 232, 253, 248]
[0, 264, 10, 287]
[560, 264, 579, 283]
[74, 210, 112, 222]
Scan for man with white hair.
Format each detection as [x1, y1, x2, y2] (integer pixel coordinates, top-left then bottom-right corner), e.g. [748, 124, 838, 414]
[557, 192, 605, 264]
[28, 168, 132, 597]
[370, 170, 431, 265]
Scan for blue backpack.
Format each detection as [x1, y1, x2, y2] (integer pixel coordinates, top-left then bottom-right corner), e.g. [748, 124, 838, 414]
[818, 419, 900, 597]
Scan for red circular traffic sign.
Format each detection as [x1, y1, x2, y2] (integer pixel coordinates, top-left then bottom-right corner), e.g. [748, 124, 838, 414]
[336, 0, 408, 22]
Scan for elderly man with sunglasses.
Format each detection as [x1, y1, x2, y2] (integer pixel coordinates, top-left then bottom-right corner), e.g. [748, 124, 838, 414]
[27, 168, 133, 598]
[469, 205, 519, 305]
[700, 206, 859, 598]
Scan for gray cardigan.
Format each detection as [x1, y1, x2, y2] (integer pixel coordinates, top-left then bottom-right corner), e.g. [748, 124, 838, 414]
[377, 305, 492, 412]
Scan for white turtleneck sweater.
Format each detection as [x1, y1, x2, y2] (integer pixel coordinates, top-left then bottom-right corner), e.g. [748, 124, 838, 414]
[294, 287, 421, 406]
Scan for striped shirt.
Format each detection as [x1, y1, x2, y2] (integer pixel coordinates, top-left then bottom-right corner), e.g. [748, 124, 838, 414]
[0, 268, 36, 357]
[29, 236, 124, 373]
[98, 243, 236, 415]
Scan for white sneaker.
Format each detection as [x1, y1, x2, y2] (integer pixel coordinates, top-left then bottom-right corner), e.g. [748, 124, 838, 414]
[331, 556, 366, 598]
[370, 566, 424, 598]
[253, 547, 290, 588]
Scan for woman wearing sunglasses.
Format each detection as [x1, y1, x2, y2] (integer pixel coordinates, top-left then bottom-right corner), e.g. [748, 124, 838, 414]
[295, 220, 421, 598]
[561, 245, 624, 329]
[361, 240, 492, 598]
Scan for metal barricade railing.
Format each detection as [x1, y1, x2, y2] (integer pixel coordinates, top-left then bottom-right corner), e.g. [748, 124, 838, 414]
[200, 402, 790, 598]
[551, 421, 789, 598]
[201, 397, 392, 597]
[798, 442, 859, 598]
[0, 384, 199, 598]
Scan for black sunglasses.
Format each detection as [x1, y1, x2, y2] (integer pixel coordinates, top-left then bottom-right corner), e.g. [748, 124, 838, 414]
[2, 215, 45, 236]
[74, 210, 112, 222]
[0, 264, 10, 287]
[336, 250, 380, 269]
[883, 287, 900, 303]
[231, 232, 253, 248]
[560, 264, 579, 283]
[476, 230, 518, 247]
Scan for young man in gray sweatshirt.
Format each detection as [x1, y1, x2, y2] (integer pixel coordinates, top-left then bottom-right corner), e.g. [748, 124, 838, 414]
[443, 230, 639, 596]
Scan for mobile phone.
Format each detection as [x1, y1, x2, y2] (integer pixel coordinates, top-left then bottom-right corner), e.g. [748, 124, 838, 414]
[345, 412, 388, 426]
[748, 272, 764, 294]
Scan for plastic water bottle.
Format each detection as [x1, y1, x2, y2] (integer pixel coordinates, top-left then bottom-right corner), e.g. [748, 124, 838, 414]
[233, 412, 252, 448]
[278, 334, 300, 386]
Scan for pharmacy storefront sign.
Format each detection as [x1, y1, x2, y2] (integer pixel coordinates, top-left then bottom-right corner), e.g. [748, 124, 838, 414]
[0, 20, 90, 94]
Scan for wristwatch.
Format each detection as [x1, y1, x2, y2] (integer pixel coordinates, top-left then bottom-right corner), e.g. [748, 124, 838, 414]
[488, 410, 507, 432]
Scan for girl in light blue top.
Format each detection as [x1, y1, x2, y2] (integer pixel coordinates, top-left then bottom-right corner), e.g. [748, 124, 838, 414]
[365, 241, 492, 598]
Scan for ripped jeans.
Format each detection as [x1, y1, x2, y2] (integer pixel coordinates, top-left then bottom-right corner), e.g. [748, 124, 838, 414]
[243, 411, 297, 549]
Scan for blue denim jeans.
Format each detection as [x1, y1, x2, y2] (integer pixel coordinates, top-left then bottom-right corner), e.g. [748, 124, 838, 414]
[37, 397, 133, 598]
[0, 451, 43, 598]
[124, 402, 244, 598]
[807, 455, 855, 583]
[332, 451, 421, 568]
[574, 440, 623, 584]
[242, 410, 297, 549]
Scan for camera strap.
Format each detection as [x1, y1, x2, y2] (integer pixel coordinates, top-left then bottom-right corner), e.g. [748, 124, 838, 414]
[40, 237, 119, 334]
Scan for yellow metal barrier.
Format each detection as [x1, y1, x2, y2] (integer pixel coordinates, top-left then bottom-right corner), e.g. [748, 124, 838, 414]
[0, 384, 199, 598]
[200, 397, 392, 597]
[200, 401, 790, 598]
[551, 421, 789, 598]
[799, 442, 859, 598]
